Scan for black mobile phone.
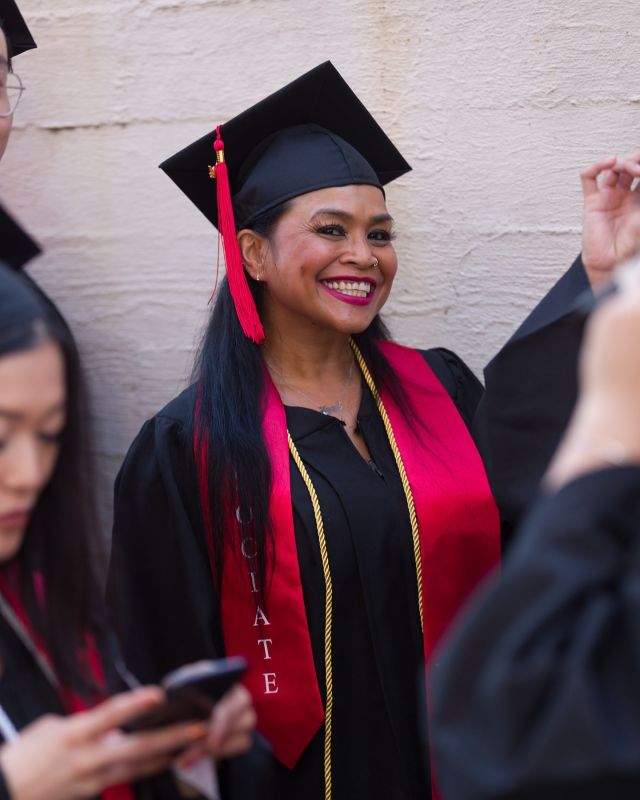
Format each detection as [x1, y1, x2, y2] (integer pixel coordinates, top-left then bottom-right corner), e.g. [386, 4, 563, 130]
[127, 656, 248, 731]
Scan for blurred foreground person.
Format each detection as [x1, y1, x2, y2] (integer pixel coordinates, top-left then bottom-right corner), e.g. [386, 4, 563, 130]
[0, 260, 256, 800]
[431, 261, 640, 799]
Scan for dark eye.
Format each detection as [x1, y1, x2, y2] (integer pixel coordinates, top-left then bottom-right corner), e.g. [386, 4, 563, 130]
[368, 229, 395, 243]
[39, 429, 64, 446]
[316, 224, 346, 237]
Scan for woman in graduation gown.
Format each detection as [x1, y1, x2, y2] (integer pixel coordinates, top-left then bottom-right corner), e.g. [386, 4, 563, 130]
[107, 62, 640, 800]
[430, 261, 640, 799]
[0, 257, 258, 799]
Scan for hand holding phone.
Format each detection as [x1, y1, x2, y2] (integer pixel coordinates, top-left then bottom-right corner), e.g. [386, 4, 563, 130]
[127, 657, 247, 731]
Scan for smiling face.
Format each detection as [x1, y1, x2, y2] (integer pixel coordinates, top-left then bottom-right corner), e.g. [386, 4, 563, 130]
[0, 30, 12, 160]
[241, 184, 398, 340]
[0, 340, 66, 562]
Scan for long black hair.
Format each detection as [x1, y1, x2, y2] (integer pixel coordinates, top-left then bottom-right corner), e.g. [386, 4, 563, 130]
[0, 273, 105, 695]
[194, 201, 414, 599]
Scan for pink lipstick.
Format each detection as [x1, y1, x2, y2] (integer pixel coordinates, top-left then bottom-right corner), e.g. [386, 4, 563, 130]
[320, 276, 377, 306]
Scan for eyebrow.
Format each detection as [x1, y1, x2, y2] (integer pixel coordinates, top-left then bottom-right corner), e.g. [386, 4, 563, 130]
[0, 402, 67, 423]
[311, 208, 394, 225]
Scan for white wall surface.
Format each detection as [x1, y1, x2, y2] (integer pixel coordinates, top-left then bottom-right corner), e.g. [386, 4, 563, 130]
[2, 0, 639, 544]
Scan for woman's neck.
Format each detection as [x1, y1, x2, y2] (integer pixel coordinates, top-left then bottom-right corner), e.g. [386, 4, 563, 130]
[261, 328, 354, 382]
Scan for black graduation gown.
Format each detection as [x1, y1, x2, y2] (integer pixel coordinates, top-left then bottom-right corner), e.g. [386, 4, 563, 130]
[108, 347, 481, 800]
[109, 256, 590, 798]
[430, 466, 640, 800]
[473, 254, 591, 544]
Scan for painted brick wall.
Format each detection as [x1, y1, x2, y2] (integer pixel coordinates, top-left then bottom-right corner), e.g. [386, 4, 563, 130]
[3, 0, 639, 542]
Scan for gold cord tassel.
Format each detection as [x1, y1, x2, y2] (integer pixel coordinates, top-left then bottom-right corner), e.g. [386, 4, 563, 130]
[350, 339, 424, 632]
[286, 341, 423, 800]
[288, 432, 334, 800]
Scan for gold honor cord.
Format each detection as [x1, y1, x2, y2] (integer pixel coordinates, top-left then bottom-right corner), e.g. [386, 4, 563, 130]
[286, 342, 423, 800]
[350, 339, 424, 633]
[287, 432, 334, 800]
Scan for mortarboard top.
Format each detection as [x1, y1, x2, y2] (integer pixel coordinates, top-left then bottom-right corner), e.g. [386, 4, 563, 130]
[160, 61, 411, 231]
[0, 0, 36, 57]
[0, 202, 41, 270]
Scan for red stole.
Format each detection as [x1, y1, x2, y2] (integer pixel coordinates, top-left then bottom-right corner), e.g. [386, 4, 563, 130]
[196, 342, 500, 771]
[0, 573, 134, 800]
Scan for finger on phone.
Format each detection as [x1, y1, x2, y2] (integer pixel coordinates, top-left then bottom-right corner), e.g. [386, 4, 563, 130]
[91, 720, 207, 774]
[96, 753, 175, 788]
[70, 688, 166, 740]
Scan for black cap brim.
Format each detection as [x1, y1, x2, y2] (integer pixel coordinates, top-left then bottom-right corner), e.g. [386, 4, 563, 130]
[0, 202, 41, 270]
[0, 0, 36, 56]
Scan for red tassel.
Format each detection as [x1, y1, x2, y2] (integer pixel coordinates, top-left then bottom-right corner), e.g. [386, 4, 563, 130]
[211, 126, 265, 343]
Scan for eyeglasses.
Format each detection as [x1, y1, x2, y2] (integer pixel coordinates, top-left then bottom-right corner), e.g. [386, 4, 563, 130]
[0, 72, 25, 118]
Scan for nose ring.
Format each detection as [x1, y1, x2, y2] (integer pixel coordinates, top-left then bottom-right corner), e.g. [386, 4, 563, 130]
[370, 257, 379, 268]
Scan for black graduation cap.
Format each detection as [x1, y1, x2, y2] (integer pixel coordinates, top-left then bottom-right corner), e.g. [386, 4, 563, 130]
[0, 259, 49, 354]
[0, 202, 41, 270]
[0, 202, 74, 337]
[160, 61, 411, 343]
[0, 0, 37, 57]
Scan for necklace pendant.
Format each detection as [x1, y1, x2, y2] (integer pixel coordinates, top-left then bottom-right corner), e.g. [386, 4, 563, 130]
[319, 401, 342, 416]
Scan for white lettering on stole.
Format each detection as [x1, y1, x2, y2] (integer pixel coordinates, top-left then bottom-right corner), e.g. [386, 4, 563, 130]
[239, 531, 278, 695]
[263, 672, 279, 694]
[253, 606, 270, 627]
[257, 638, 273, 660]
[236, 505, 253, 524]
[241, 537, 258, 559]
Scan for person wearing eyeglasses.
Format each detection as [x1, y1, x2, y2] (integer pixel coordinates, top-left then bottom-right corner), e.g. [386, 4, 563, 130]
[0, 1, 28, 161]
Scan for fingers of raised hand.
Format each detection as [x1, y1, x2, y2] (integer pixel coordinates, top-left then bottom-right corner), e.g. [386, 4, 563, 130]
[611, 154, 640, 185]
[581, 153, 640, 196]
[581, 156, 616, 195]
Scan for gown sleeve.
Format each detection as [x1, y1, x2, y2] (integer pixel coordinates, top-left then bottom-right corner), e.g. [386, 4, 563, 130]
[421, 255, 589, 550]
[420, 347, 484, 432]
[430, 465, 640, 800]
[472, 254, 591, 546]
[107, 409, 222, 684]
[108, 407, 275, 800]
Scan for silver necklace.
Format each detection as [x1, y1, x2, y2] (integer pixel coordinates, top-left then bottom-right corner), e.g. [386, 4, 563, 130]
[265, 355, 355, 416]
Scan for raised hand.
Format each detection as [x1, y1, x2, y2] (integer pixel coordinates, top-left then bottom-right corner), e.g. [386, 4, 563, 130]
[0, 687, 207, 800]
[581, 152, 640, 287]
